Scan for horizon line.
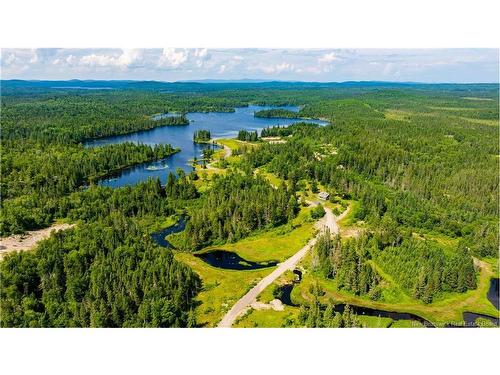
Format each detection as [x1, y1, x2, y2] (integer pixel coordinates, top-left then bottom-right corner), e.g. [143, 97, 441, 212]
[2, 78, 499, 85]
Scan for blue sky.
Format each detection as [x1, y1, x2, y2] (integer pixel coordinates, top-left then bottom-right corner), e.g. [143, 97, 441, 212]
[1, 48, 498, 83]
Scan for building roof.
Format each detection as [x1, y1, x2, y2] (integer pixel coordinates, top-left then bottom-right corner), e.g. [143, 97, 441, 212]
[318, 191, 330, 199]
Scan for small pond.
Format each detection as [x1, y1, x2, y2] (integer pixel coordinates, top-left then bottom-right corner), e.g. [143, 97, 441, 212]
[194, 250, 278, 271]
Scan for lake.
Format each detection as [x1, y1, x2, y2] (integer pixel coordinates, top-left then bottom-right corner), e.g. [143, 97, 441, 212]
[85, 105, 328, 187]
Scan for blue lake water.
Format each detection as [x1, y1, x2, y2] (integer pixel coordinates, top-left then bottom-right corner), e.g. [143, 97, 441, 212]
[85, 105, 328, 188]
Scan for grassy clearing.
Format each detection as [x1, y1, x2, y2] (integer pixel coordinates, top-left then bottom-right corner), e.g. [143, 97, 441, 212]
[216, 138, 258, 151]
[358, 315, 393, 328]
[384, 109, 413, 121]
[202, 206, 317, 263]
[459, 117, 498, 126]
[174, 252, 271, 327]
[417, 231, 460, 256]
[462, 97, 494, 101]
[173, 200, 317, 326]
[233, 306, 300, 328]
[138, 214, 178, 233]
[481, 257, 499, 277]
[337, 200, 361, 228]
[254, 167, 284, 188]
[428, 106, 477, 112]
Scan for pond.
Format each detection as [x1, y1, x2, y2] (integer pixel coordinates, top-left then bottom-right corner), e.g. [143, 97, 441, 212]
[487, 277, 499, 310]
[454, 278, 500, 327]
[85, 105, 328, 187]
[194, 250, 278, 271]
[460, 312, 499, 327]
[151, 218, 278, 270]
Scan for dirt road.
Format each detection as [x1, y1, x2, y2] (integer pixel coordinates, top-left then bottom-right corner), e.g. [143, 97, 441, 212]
[217, 205, 349, 328]
[204, 140, 232, 171]
[0, 223, 75, 259]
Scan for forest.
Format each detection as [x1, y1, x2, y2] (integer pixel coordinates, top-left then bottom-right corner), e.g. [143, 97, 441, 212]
[182, 173, 298, 249]
[1, 81, 498, 327]
[0, 213, 201, 327]
[193, 129, 211, 142]
[237, 129, 258, 142]
[254, 108, 300, 119]
[1, 141, 177, 235]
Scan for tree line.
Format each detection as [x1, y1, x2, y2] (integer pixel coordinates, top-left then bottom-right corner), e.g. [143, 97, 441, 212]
[193, 129, 211, 142]
[237, 130, 258, 142]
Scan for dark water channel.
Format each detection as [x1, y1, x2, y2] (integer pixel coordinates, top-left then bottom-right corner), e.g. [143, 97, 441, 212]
[277, 282, 435, 327]
[150, 217, 186, 248]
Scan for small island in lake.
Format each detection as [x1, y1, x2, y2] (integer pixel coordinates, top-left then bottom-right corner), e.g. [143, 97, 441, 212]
[193, 129, 212, 143]
[152, 113, 190, 126]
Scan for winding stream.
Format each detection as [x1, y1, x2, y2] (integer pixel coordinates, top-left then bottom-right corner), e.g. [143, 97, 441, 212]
[150, 216, 186, 248]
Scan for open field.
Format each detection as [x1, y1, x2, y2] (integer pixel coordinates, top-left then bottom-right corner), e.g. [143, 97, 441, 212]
[234, 306, 300, 328]
[174, 252, 271, 327]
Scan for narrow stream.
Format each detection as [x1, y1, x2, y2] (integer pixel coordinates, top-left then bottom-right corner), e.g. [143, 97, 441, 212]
[150, 216, 186, 248]
[277, 282, 434, 327]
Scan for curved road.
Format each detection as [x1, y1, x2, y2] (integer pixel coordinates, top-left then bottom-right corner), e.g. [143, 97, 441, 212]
[217, 204, 350, 328]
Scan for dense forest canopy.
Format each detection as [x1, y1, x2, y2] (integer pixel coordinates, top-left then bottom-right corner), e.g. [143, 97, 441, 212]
[254, 108, 301, 119]
[0, 214, 201, 327]
[183, 173, 298, 249]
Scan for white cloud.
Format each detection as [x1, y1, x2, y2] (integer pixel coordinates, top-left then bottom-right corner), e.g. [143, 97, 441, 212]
[194, 48, 209, 58]
[318, 52, 338, 64]
[66, 54, 78, 66]
[79, 53, 118, 67]
[3, 53, 17, 66]
[78, 49, 143, 69]
[117, 49, 143, 67]
[218, 64, 227, 74]
[29, 51, 39, 64]
[158, 48, 188, 68]
[1, 49, 38, 67]
[255, 62, 294, 74]
[1, 48, 497, 83]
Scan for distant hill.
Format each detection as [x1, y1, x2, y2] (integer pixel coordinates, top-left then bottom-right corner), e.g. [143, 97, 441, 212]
[1, 79, 498, 95]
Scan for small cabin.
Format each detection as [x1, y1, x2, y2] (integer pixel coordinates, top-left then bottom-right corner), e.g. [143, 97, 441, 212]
[318, 191, 330, 201]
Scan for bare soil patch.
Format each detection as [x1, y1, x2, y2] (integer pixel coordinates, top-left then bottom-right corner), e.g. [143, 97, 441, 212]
[0, 223, 75, 259]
